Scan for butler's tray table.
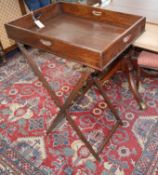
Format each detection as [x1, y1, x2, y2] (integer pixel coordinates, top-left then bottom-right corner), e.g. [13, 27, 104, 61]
[5, 2, 145, 161]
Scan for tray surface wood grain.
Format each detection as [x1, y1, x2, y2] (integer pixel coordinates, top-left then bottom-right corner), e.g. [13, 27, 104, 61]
[5, 2, 146, 70]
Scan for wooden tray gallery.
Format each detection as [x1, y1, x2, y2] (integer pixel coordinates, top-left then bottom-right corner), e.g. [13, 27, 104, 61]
[5, 2, 145, 70]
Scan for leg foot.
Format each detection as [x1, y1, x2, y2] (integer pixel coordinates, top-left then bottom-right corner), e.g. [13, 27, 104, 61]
[139, 101, 147, 110]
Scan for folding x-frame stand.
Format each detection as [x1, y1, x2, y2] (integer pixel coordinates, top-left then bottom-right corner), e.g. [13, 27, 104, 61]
[18, 43, 123, 161]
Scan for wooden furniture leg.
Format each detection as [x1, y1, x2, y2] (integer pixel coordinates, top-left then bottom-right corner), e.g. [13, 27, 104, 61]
[136, 50, 158, 96]
[18, 42, 92, 132]
[17, 43, 122, 161]
[46, 71, 91, 133]
[17, 43, 62, 107]
[0, 42, 7, 64]
[93, 78, 123, 153]
[17, 43, 101, 161]
[99, 48, 146, 110]
[125, 54, 146, 110]
[66, 112, 101, 161]
[136, 64, 141, 91]
[65, 76, 123, 161]
[94, 78, 123, 124]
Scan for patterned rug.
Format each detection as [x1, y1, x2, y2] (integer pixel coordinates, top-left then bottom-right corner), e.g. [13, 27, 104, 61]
[0, 49, 158, 175]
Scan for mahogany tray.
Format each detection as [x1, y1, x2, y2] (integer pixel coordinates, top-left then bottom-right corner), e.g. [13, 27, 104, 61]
[5, 2, 145, 70]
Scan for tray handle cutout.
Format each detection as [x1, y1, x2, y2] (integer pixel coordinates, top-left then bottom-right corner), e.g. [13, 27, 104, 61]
[34, 13, 42, 19]
[123, 34, 131, 43]
[40, 39, 52, 46]
[92, 10, 102, 16]
[31, 11, 45, 29]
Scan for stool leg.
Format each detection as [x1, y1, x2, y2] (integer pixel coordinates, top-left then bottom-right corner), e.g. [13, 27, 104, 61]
[126, 60, 146, 110]
[136, 65, 141, 91]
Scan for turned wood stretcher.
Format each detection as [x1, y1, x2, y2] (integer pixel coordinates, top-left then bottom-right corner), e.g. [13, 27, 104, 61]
[5, 2, 145, 161]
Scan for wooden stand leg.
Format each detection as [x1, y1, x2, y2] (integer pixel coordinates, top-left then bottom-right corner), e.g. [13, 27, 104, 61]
[98, 120, 120, 154]
[94, 78, 123, 124]
[17, 42, 122, 161]
[66, 113, 101, 161]
[17, 43, 62, 108]
[89, 77, 122, 154]
[47, 72, 91, 134]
